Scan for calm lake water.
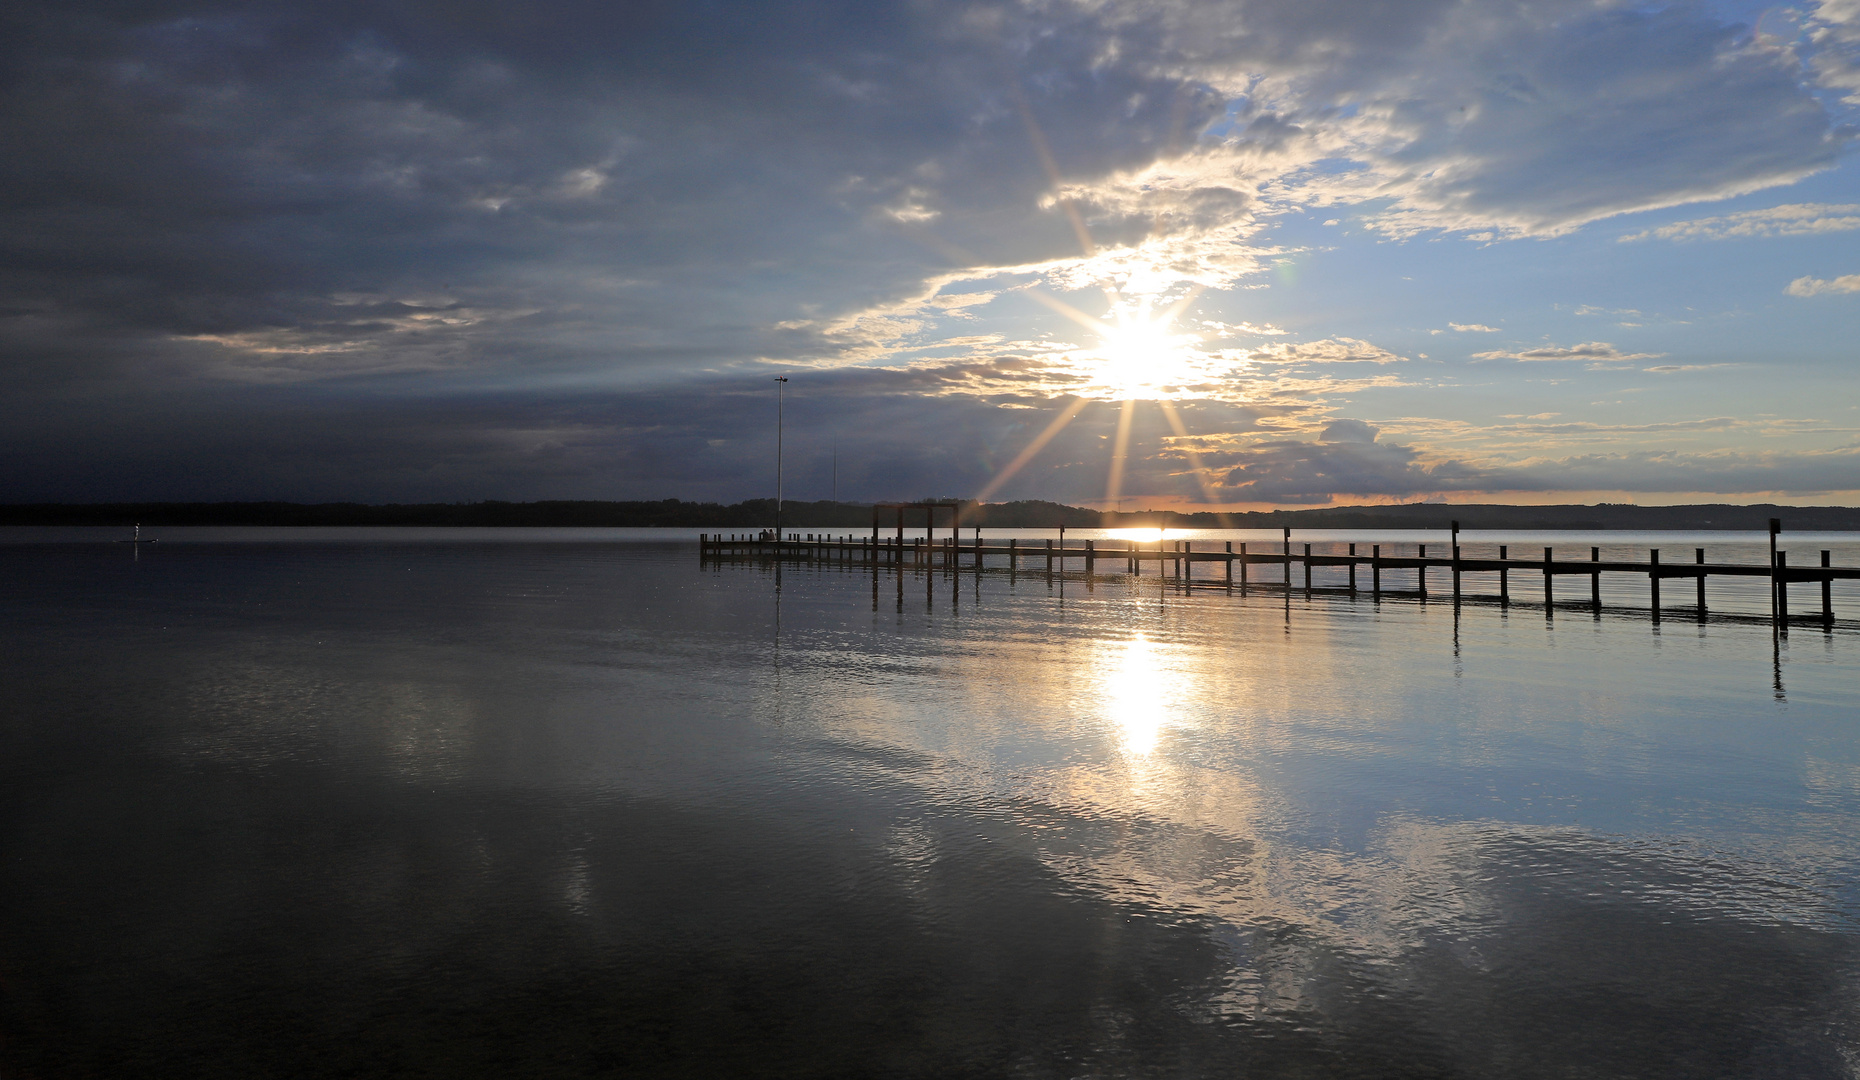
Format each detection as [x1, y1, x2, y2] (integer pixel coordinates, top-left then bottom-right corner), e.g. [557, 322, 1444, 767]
[5, 528, 1860, 1078]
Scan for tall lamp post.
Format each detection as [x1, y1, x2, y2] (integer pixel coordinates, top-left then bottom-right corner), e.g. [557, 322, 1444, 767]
[774, 376, 788, 540]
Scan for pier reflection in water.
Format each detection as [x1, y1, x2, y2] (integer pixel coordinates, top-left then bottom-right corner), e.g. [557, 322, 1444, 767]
[4, 530, 1860, 1077]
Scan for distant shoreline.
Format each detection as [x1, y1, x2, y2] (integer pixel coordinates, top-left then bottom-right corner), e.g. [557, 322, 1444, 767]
[5, 499, 1859, 531]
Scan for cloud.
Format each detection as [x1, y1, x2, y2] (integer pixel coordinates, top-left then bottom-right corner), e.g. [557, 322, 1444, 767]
[1619, 203, 1860, 242]
[1472, 342, 1665, 363]
[1319, 418, 1379, 443]
[1202, 432, 1860, 504]
[1808, 0, 1860, 104]
[1247, 338, 1406, 364]
[1448, 322, 1500, 332]
[0, 0, 1850, 505]
[1786, 274, 1860, 296]
[1643, 364, 1738, 374]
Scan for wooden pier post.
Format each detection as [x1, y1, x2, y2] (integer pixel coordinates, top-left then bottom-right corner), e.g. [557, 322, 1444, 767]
[1778, 550, 1790, 628]
[1544, 547, 1554, 612]
[1499, 545, 1509, 605]
[974, 527, 983, 570]
[1303, 543, 1312, 596]
[1650, 549, 1661, 621]
[1372, 545, 1381, 599]
[1769, 518, 1781, 630]
[1824, 550, 1834, 624]
[1696, 549, 1707, 617]
[1240, 543, 1248, 589]
[1590, 547, 1601, 611]
[1182, 541, 1191, 585]
[1282, 528, 1292, 592]
[1348, 543, 1357, 594]
[1085, 539, 1095, 575]
[1045, 538, 1053, 572]
[1451, 521, 1461, 602]
[1226, 542, 1234, 588]
[1418, 544, 1427, 601]
[1008, 537, 1017, 571]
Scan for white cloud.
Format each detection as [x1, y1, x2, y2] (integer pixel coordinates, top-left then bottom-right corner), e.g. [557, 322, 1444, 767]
[1234, 1, 1845, 239]
[1808, 0, 1860, 103]
[1472, 342, 1665, 362]
[1448, 322, 1499, 332]
[1786, 273, 1860, 296]
[1247, 337, 1406, 364]
[1619, 203, 1860, 242]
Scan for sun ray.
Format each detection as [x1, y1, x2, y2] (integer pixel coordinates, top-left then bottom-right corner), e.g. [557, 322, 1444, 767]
[1023, 288, 1115, 335]
[1157, 399, 1232, 525]
[974, 396, 1091, 504]
[1105, 398, 1137, 503]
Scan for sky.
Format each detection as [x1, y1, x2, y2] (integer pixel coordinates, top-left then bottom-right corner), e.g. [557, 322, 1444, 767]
[2, 0, 1857, 509]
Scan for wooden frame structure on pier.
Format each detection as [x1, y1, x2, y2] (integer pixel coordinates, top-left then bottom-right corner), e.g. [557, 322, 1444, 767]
[871, 501, 963, 546]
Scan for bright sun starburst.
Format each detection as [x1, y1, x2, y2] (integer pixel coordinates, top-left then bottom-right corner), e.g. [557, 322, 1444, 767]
[1085, 304, 1204, 401]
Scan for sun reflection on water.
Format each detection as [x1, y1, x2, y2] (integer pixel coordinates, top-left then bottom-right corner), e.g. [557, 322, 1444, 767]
[1103, 634, 1173, 758]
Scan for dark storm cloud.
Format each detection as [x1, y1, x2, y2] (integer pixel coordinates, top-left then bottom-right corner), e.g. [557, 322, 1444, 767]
[0, 0, 1216, 388]
[1201, 423, 1860, 505]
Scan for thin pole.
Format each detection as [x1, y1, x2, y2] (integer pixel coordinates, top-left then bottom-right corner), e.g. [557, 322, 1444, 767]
[1500, 545, 1509, 605]
[1544, 546, 1554, 614]
[1696, 548, 1706, 618]
[1591, 547, 1601, 611]
[773, 376, 788, 540]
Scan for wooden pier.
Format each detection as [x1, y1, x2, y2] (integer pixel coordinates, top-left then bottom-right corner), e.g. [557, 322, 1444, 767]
[701, 519, 1856, 630]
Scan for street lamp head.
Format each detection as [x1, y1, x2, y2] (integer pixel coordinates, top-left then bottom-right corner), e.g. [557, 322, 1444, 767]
[774, 376, 788, 382]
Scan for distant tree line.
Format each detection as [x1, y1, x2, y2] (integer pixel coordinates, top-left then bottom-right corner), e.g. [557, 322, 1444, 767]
[5, 498, 1859, 530]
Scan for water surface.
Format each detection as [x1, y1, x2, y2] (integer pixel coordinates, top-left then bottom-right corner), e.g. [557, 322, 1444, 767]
[4, 531, 1858, 1077]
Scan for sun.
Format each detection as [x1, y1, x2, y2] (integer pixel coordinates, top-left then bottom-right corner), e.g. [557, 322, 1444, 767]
[1087, 309, 1202, 401]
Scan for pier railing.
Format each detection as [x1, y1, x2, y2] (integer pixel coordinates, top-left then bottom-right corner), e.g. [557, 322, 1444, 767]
[700, 520, 1854, 630]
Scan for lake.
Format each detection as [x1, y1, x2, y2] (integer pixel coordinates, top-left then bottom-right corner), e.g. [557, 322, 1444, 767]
[4, 528, 1859, 1077]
